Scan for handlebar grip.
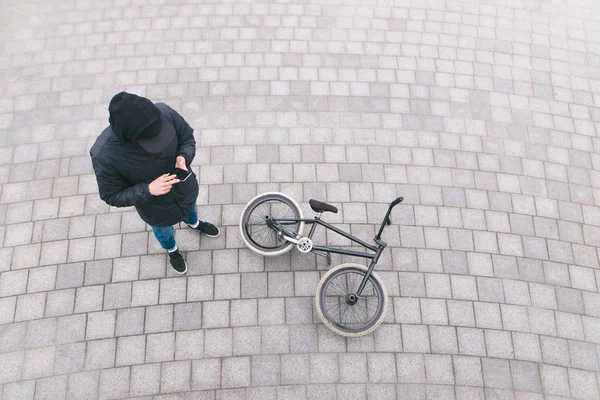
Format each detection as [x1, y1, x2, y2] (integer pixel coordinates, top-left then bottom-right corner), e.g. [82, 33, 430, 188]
[391, 196, 404, 207]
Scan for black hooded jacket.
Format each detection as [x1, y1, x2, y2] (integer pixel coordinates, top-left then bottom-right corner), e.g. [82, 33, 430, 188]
[90, 93, 198, 227]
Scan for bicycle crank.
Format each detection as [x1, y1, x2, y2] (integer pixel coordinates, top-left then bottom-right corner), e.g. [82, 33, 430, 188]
[296, 237, 313, 253]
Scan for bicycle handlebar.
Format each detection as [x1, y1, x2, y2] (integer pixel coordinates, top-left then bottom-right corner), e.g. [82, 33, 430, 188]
[391, 196, 404, 207]
[375, 196, 404, 241]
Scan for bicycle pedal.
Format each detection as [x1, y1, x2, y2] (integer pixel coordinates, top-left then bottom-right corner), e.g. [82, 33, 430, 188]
[296, 237, 313, 253]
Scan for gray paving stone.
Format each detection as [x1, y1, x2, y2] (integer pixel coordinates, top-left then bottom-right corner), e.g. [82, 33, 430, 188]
[121, 232, 148, 257]
[85, 338, 116, 370]
[115, 335, 146, 366]
[294, 271, 320, 296]
[568, 368, 599, 399]
[281, 354, 310, 385]
[86, 310, 115, 340]
[98, 367, 130, 400]
[84, 259, 112, 285]
[556, 311, 584, 340]
[482, 358, 513, 390]
[288, 323, 317, 353]
[420, 298, 448, 325]
[569, 340, 599, 371]
[25, 318, 56, 348]
[55, 342, 85, 375]
[55, 263, 84, 289]
[457, 327, 486, 357]
[212, 249, 238, 274]
[66, 371, 99, 400]
[317, 325, 346, 353]
[513, 332, 542, 362]
[0, 270, 28, 297]
[511, 361, 542, 393]
[160, 277, 187, 304]
[402, 325, 430, 353]
[338, 353, 367, 384]
[430, 325, 459, 355]
[202, 301, 229, 329]
[112, 257, 140, 282]
[0, 350, 24, 385]
[215, 274, 240, 300]
[74, 285, 103, 313]
[258, 298, 285, 325]
[145, 305, 174, 333]
[146, 332, 175, 363]
[251, 355, 280, 387]
[132, 279, 159, 306]
[174, 302, 202, 331]
[285, 297, 313, 325]
[175, 329, 203, 361]
[474, 302, 503, 330]
[261, 325, 289, 354]
[453, 355, 483, 387]
[192, 359, 221, 390]
[26, 266, 56, 293]
[205, 328, 233, 358]
[15, 292, 46, 321]
[556, 287, 584, 314]
[230, 299, 257, 327]
[115, 307, 145, 337]
[139, 254, 167, 280]
[67, 237, 95, 263]
[34, 376, 67, 400]
[232, 326, 261, 356]
[1, 322, 26, 353]
[267, 272, 293, 297]
[55, 314, 86, 345]
[130, 364, 161, 397]
[366, 353, 396, 384]
[396, 354, 425, 384]
[399, 272, 426, 297]
[161, 360, 191, 393]
[22, 346, 54, 379]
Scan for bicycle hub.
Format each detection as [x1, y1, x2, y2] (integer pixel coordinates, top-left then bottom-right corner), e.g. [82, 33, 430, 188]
[346, 294, 358, 305]
[265, 215, 274, 228]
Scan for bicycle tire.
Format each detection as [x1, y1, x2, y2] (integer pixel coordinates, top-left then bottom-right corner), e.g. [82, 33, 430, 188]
[239, 192, 305, 256]
[315, 263, 388, 337]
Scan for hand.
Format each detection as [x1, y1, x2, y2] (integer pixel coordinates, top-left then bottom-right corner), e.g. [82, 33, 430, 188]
[148, 174, 180, 196]
[175, 156, 187, 171]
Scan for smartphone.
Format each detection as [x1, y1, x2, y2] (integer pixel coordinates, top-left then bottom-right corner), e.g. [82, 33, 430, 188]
[171, 168, 191, 182]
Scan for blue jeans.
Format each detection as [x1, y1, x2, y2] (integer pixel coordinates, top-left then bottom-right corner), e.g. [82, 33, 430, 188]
[151, 203, 198, 251]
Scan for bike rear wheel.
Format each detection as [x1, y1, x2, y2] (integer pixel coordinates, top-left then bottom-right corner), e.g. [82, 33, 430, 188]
[315, 263, 388, 337]
[239, 192, 304, 256]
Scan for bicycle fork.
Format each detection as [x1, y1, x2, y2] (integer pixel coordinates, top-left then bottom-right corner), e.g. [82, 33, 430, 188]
[347, 240, 386, 305]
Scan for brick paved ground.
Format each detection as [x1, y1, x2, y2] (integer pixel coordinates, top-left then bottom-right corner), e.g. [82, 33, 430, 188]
[1, 0, 600, 399]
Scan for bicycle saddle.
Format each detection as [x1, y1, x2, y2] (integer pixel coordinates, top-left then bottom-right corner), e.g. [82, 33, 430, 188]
[309, 199, 338, 214]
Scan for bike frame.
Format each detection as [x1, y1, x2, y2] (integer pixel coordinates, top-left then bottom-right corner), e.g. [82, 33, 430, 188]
[268, 196, 403, 299]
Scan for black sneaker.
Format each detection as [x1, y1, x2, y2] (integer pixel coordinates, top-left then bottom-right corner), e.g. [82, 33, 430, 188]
[168, 250, 187, 274]
[188, 221, 220, 237]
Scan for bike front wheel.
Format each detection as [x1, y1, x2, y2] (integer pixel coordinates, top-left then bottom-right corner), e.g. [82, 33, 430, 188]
[239, 192, 305, 256]
[315, 263, 388, 337]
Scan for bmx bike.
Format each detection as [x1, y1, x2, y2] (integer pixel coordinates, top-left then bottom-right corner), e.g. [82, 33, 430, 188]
[239, 192, 404, 337]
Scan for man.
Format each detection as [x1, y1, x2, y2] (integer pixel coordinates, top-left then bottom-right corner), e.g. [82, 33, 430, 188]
[90, 92, 219, 274]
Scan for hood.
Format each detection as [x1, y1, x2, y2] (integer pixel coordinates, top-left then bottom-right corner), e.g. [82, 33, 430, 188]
[108, 92, 162, 143]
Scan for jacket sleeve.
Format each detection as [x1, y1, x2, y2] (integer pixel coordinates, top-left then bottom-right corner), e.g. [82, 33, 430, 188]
[167, 105, 196, 166]
[91, 156, 152, 208]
